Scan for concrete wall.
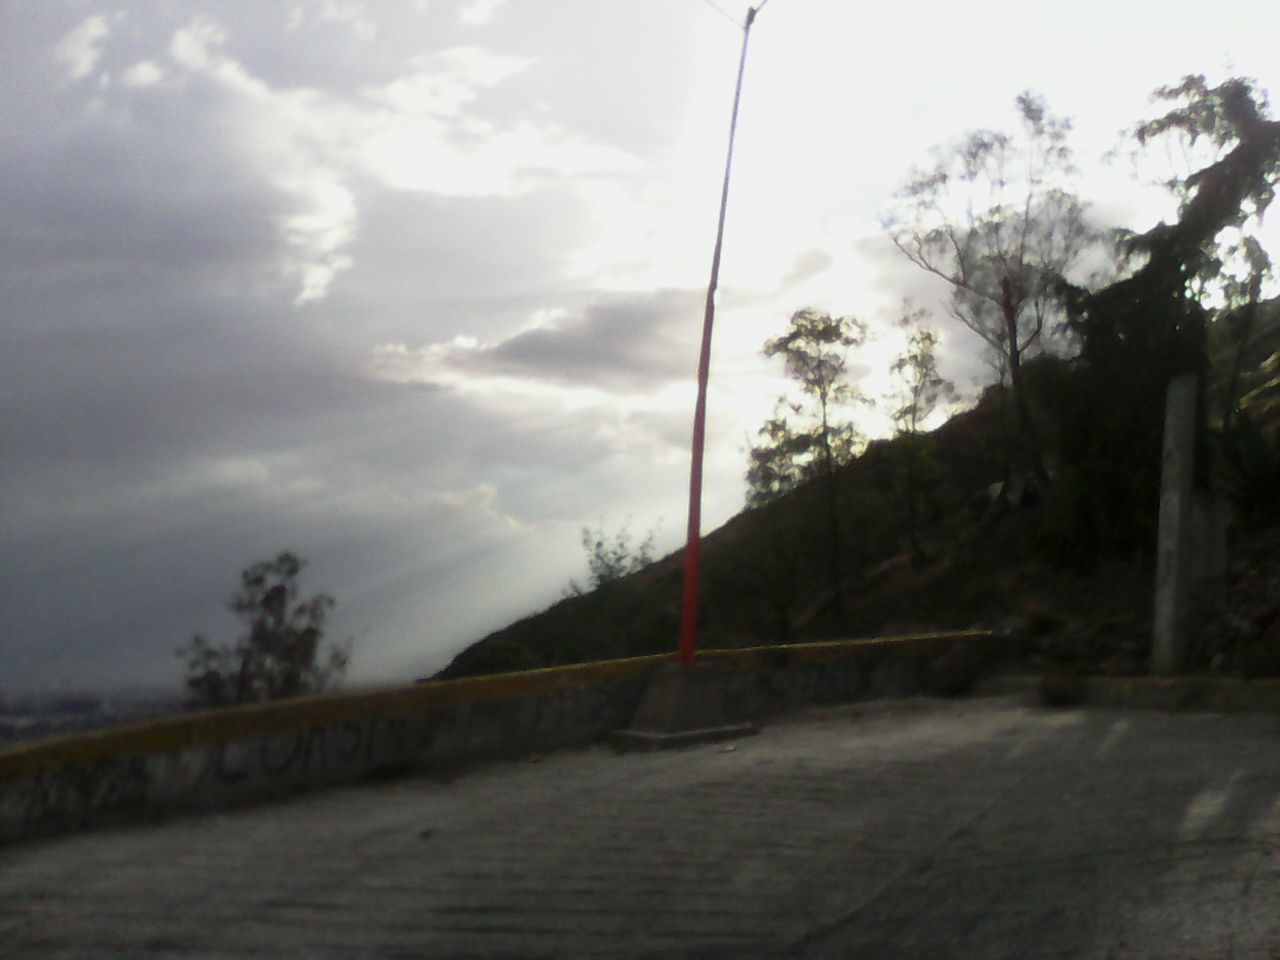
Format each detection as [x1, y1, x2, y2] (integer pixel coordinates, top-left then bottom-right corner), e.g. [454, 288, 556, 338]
[0, 631, 1004, 846]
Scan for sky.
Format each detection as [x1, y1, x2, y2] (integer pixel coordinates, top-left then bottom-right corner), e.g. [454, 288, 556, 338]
[3, 0, 1279, 693]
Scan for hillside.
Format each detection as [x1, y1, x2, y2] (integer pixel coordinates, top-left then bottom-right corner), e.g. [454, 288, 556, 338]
[437, 302, 1280, 682]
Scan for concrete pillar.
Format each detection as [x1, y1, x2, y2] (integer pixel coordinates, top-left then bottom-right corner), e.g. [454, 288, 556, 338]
[1189, 492, 1229, 619]
[1152, 375, 1198, 675]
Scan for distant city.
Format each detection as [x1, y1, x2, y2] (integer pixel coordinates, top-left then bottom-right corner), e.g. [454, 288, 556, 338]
[0, 688, 187, 746]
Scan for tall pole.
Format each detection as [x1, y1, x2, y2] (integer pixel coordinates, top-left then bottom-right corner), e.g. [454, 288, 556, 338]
[677, 3, 763, 665]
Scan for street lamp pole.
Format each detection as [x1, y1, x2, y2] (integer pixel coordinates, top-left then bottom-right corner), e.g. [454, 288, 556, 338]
[677, 2, 768, 665]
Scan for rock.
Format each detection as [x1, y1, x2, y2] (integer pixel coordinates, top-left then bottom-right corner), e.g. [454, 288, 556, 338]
[976, 471, 1050, 527]
[1039, 671, 1085, 707]
[930, 643, 983, 696]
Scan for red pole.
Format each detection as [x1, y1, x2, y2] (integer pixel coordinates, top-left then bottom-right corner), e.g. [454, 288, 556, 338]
[677, 5, 759, 665]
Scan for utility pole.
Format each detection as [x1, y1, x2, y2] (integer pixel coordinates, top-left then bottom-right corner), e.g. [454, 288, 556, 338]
[677, 2, 770, 665]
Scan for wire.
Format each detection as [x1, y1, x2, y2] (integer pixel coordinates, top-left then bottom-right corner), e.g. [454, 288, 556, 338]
[698, 0, 742, 28]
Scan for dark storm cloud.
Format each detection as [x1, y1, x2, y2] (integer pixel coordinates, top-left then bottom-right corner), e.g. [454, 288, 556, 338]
[1, 99, 279, 271]
[445, 288, 703, 389]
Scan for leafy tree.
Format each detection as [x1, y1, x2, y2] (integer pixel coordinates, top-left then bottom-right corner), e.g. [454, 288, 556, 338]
[747, 308, 868, 624]
[1117, 76, 1280, 432]
[1080, 75, 1280, 370]
[888, 304, 956, 564]
[178, 553, 350, 708]
[747, 309, 868, 502]
[887, 92, 1099, 484]
[1123, 76, 1279, 286]
[1051, 75, 1280, 560]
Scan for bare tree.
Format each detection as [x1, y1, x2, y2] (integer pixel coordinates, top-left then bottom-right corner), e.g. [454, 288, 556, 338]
[887, 93, 1099, 483]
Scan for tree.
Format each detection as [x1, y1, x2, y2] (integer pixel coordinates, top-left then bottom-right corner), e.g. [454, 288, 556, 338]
[747, 309, 868, 503]
[178, 552, 350, 708]
[747, 308, 868, 624]
[1050, 75, 1280, 560]
[1018, 79, 1280, 563]
[887, 92, 1100, 484]
[1122, 76, 1280, 293]
[888, 303, 956, 564]
[1075, 75, 1280, 373]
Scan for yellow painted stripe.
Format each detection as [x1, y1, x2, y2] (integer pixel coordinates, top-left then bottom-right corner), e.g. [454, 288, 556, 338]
[0, 632, 995, 777]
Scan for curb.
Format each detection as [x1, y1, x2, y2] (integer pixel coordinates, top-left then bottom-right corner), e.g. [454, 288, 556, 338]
[609, 724, 759, 752]
[974, 673, 1280, 713]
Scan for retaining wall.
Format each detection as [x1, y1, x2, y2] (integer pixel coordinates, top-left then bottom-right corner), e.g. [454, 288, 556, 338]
[0, 631, 1004, 846]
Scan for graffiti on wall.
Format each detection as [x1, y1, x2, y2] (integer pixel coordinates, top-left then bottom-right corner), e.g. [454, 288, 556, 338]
[253, 715, 411, 779]
[17, 754, 151, 833]
[10, 713, 414, 838]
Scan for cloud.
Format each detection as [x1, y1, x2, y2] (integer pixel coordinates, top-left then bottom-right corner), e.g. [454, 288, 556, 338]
[316, 1, 378, 41]
[119, 59, 172, 88]
[781, 248, 833, 288]
[350, 47, 639, 197]
[371, 288, 704, 392]
[365, 46, 529, 117]
[277, 172, 358, 303]
[73, 15, 639, 303]
[53, 14, 112, 82]
[21, 7, 648, 310]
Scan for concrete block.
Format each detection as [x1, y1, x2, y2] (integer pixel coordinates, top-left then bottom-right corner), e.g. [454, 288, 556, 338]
[612, 662, 756, 751]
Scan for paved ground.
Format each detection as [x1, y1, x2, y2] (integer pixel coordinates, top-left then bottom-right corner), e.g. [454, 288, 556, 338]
[4, 695, 1280, 959]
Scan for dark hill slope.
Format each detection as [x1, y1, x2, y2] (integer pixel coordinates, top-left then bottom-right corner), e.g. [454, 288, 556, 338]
[438, 302, 1280, 681]
[437, 365, 1103, 679]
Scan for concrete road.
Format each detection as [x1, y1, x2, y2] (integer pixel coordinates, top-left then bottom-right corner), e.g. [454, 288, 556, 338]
[3, 695, 1280, 959]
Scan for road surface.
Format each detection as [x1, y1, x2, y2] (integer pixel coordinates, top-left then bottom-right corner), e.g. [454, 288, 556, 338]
[4, 695, 1280, 958]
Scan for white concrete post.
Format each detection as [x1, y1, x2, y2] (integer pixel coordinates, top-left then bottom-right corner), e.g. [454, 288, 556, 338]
[1152, 374, 1198, 675]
